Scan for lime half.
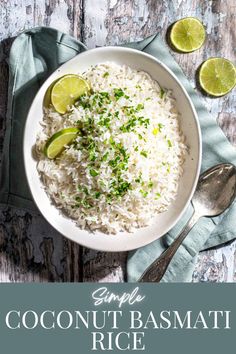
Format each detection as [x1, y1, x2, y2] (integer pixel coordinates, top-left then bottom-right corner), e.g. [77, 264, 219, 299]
[51, 74, 90, 114]
[199, 58, 236, 96]
[44, 128, 79, 159]
[170, 17, 205, 52]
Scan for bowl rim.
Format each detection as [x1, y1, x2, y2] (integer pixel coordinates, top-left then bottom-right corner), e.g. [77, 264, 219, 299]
[23, 46, 202, 252]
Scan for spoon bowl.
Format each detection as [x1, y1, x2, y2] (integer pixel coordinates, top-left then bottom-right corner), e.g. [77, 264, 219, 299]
[193, 164, 236, 217]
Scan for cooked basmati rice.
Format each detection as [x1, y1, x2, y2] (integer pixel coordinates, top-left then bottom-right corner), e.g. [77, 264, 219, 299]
[36, 62, 187, 234]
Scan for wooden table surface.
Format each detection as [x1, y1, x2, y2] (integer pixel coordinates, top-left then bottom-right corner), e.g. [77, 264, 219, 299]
[0, 0, 235, 282]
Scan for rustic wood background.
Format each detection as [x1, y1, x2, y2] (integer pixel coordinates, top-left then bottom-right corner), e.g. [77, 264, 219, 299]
[0, 0, 235, 282]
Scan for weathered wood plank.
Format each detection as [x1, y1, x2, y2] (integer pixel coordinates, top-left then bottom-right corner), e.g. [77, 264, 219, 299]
[83, 248, 127, 282]
[193, 240, 236, 282]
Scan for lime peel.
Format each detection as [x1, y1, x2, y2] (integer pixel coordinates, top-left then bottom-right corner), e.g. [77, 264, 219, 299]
[199, 58, 236, 96]
[44, 127, 79, 159]
[51, 74, 90, 114]
[170, 17, 206, 53]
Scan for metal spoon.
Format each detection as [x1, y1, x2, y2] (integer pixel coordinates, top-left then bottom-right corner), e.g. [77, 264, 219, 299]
[139, 163, 236, 282]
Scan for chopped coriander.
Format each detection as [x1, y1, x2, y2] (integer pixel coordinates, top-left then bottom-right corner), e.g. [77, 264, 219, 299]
[146, 97, 151, 101]
[134, 146, 139, 152]
[136, 85, 141, 89]
[113, 88, 124, 100]
[77, 185, 89, 195]
[106, 195, 112, 204]
[108, 156, 121, 168]
[120, 116, 150, 133]
[99, 107, 107, 114]
[118, 181, 131, 194]
[138, 133, 143, 140]
[136, 103, 144, 111]
[125, 106, 135, 115]
[117, 162, 128, 171]
[74, 197, 92, 209]
[160, 88, 165, 98]
[110, 180, 116, 188]
[109, 137, 115, 146]
[89, 169, 99, 177]
[155, 192, 161, 200]
[83, 187, 89, 195]
[138, 116, 150, 128]
[140, 150, 148, 158]
[167, 139, 172, 147]
[101, 152, 109, 161]
[89, 151, 96, 161]
[103, 71, 109, 78]
[148, 181, 153, 188]
[158, 123, 164, 131]
[120, 117, 137, 132]
[135, 177, 141, 183]
[140, 190, 148, 197]
[98, 116, 111, 128]
[81, 199, 92, 208]
[99, 91, 110, 99]
[95, 191, 101, 198]
[108, 179, 131, 200]
[99, 180, 106, 187]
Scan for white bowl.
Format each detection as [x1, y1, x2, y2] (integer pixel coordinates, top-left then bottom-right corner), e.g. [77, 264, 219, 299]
[24, 47, 201, 252]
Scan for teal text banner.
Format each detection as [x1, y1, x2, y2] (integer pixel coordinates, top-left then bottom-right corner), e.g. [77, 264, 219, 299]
[0, 284, 235, 353]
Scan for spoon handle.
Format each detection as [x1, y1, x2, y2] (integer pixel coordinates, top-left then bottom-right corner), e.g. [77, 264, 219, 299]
[139, 211, 201, 282]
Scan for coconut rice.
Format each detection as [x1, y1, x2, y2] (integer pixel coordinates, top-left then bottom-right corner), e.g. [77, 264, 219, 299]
[36, 62, 187, 234]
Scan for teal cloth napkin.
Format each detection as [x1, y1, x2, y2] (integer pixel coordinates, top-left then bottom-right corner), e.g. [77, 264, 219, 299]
[0, 27, 235, 282]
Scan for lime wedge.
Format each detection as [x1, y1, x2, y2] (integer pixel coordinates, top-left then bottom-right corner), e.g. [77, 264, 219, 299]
[51, 74, 90, 114]
[43, 79, 58, 108]
[199, 58, 236, 96]
[170, 17, 205, 52]
[44, 128, 79, 159]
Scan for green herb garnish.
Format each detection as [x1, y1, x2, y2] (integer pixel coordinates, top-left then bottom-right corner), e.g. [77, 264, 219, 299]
[140, 190, 148, 197]
[89, 169, 99, 177]
[113, 88, 125, 100]
[140, 150, 148, 158]
[101, 152, 109, 161]
[138, 133, 143, 140]
[136, 103, 144, 111]
[160, 88, 165, 98]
